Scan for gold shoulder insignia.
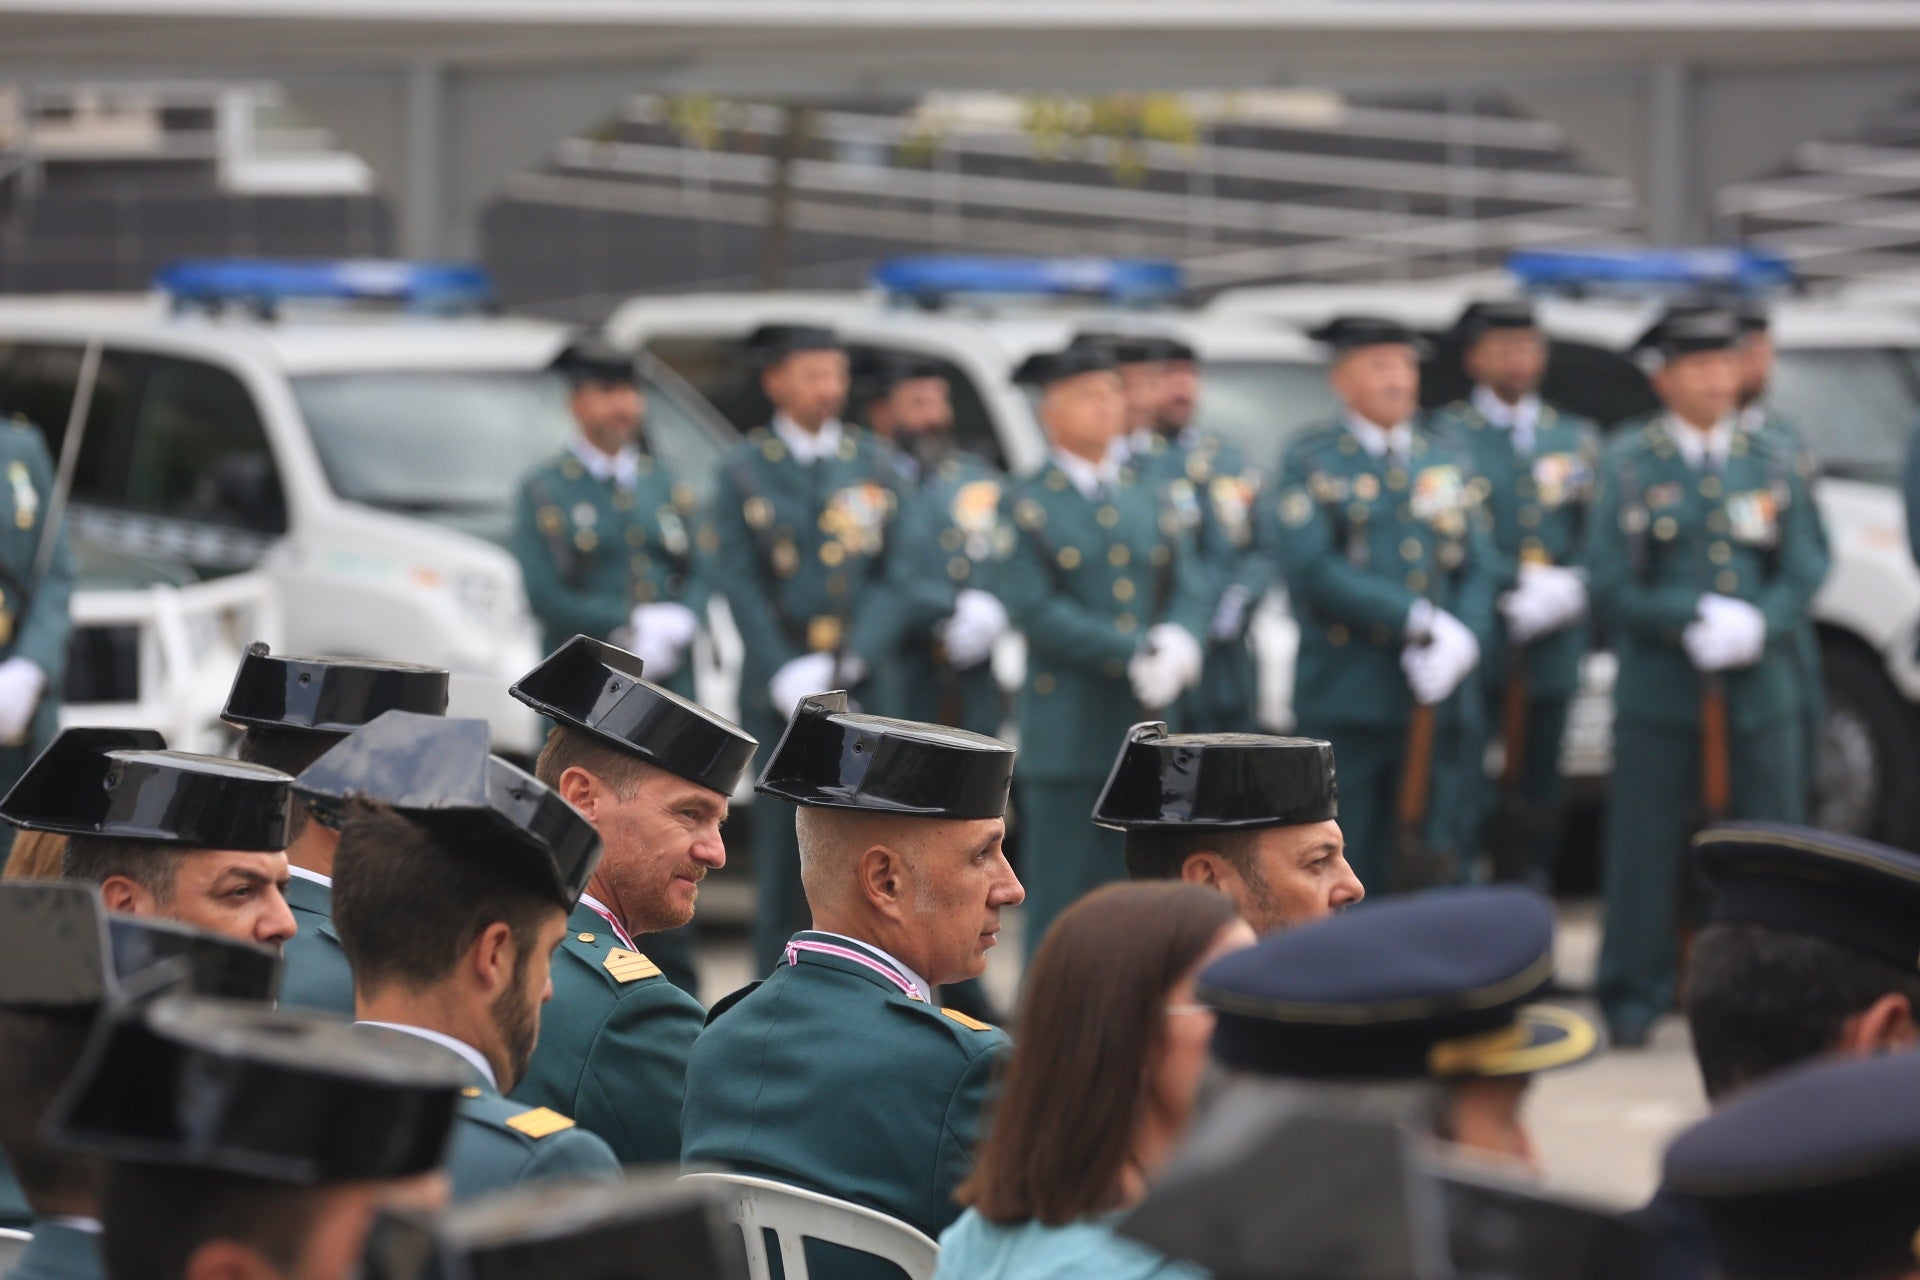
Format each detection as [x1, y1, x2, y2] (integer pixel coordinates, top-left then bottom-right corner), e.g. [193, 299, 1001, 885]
[940, 1007, 995, 1032]
[504, 1107, 576, 1139]
[460, 1086, 483, 1099]
[605, 948, 662, 984]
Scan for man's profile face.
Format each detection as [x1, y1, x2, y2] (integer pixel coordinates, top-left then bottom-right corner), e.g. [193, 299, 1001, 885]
[1158, 359, 1200, 433]
[1240, 820, 1364, 933]
[1739, 332, 1775, 404]
[592, 773, 729, 934]
[1329, 344, 1420, 429]
[490, 909, 569, 1094]
[112, 850, 296, 951]
[904, 817, 1023, 986]
[1117, 361, 1166, 431]
[763, 350, 850, 431]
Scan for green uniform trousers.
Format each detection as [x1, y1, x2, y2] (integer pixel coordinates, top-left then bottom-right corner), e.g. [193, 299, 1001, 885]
[1016, 778, 1125, 962]
[1474, 690, 1574, 887]
[1597, 717, 1804, 1036]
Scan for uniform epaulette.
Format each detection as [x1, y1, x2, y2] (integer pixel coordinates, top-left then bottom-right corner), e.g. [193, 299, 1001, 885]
[463, 1092, 581, 1142]
[1282, 420, 1343, 463]
[561, 928, 666, 989]
[938, 1007, 996, 1033]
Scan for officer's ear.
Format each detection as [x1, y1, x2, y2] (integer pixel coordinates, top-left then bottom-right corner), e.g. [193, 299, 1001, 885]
[555, 766, 604, 820]
[1180, 852, 1233, 893]
[97, 874, 152, 917]
[857, 843, 909, 920]
[466, 920, 520, 998]
[181, 1238, 283, 1280]
[1842, 992, 1919, 1057]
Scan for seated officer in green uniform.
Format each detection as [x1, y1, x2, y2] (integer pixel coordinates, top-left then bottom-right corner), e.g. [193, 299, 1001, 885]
[507, 635, 757, 1165]
[0, 882, 278, 1269]
[221, 643, 449, 1015]
[682, 692, 1024, 1279]
[1661, 1049, 1920, 1280]
[1096, 722, 1362, 934]
[308, 712, 622, 1200]
[711, 324, 907, 975]
[1270, 317, 1497, 894]
[45, 990, 463, 1280]
[998, 345, 1211, 960]
[860, 353, 1011, 737]
[1197, 883, 1601, 1174]
[1586, 310, 1828, 1049]
[1427, 300, 1599, 886]
[512, 336, 708, 696]
[1, 727, 298, 951]
[0, 412, 74, 870]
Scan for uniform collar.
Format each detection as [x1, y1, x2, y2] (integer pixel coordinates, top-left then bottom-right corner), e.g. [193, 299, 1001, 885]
[788, 930, 930, 1002]
[358, 1021, 497, 1092]
[1050, 446, 1121, 499]
[772, 413, 844, 465]
[288, 865, 332, 890]
[570, 438, 641, 490]
[1665, 413, 1738, 471]
[1344, 412, 1414, 462]
[1471, 385, 1542, 452]
[42, 1217, 103, 1236]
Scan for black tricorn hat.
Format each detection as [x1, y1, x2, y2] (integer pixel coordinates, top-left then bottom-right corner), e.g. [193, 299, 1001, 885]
[549, 334, 639, 386]
[1092, 722, 1338, 831]
[0, 728, 292, 851]
[362, 1173, 749, 1280]
[744, 323, 842, 367]
[851, 351, 947, 405]
[223, 642, 450, 738]
[1633, 307, 1743, 362]
[1069, 330, 1184, 366]
[511, 636, 757, 797]
[1010, 345, 1118, 388]
[1307, 315, 1430, 356]
[295, 712, 601, 909]
[755, 691, 1014, 820]
[1452, 298, 1539, 342]
[43, 993, 465, 1184]
[0, 881, 281, 1007]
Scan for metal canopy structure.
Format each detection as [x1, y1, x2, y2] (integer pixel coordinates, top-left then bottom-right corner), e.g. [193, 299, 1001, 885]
[4, 1, 1920, 259]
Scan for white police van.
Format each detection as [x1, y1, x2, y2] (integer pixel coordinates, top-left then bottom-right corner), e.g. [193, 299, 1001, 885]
[1208, 249, 1920, 849]
[0, 261, 741, 755]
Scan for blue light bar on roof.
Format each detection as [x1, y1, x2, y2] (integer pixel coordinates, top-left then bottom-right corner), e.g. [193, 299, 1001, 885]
[154, 259, 495, 312]
[1506, 247, 1796, 295]
[872, 256, 1184, 303]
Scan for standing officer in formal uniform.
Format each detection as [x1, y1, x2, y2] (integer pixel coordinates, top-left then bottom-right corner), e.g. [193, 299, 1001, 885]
[1586, 310, 1828, 1048]
[304, 712, 622, 1199]
[1095, 722, 1362, 933]
[0, 412, 73, 865]
[512, 336, 707, 694]
[683, 692, 1023, 1280]
[506, 635, 758, 1165]
[857, 354, 1011, 736]
[1270, 317, 1496, 893]
[221, 643, 449, 1015]
[710, 324, 906, 974]
[997, 345, 1211, 959]
[1428, 300, 1598, 885]
[1, 727, 297, 950]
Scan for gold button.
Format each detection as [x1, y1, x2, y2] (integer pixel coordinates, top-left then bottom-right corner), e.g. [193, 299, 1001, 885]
[1150, 545, 1172, 567]
[1518, 507, 1542, 528]
[1385, 468, 1408, 491]
[1045, 470, 1068, 491]
[1096, 506, 1120, 529]
[461, 1086, 483, 1099]
[612, 489, 633, 511]
[940, 528, 963, 552]
[1716, 571, 1739, 593]
[1328, 624, 1349, 646]
[820, 542, 846, 566]
[1406, 571, 1427, 592]
[1521, 536, 1544, 556]
[1033, 672, 1056, 695]
[1113, 578, 1136, 602]
[631, 582, 655, 603]
[1058, 546, 1082, 570]
[1355, 474, 1380, 501]
[574, 529, 598, 552]
[1709, 542, 1732, 564]
[1109, 544, 1131, 567]
[1401, 537, 1422, 562]
[1653, 516, 1678, 541]
[578, 933, 596, 943]
[1701, 475, 1723, 499]
[1708, 511, 1730, 533]
[1348, 503, 1370, 523]
[949, 557, 970, 581]
[1116, 612, 1137, 633]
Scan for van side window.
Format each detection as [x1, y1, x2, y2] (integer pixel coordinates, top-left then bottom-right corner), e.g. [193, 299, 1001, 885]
[0, 341, 142, 505]
[646, 337, 769, 432]
[126, 357, 286, 534]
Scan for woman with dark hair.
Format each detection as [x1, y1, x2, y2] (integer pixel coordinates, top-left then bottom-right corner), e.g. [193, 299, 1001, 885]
[935, 881, 1254, 1279]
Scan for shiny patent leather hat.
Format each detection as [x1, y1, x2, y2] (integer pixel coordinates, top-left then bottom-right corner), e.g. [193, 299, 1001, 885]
[512, 636, 757, 796]
[223, 642, 449, 738]
[295, 712, 601, 908]
[44, 993, 466, 1183]
[755, 691, 1014, 820]
[1093, 721, 1338, 831]
[0, 727, 292, 850]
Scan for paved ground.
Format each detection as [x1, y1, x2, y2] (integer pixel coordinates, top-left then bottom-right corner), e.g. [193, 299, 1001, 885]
[689, 895, 1704, 1209]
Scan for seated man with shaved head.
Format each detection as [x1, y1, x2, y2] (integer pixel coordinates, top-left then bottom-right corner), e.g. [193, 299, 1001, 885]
[681, 692, 1024, 1278]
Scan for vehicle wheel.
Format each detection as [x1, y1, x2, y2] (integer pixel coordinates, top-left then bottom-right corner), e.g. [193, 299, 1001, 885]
[1813, 642, 1920, 848]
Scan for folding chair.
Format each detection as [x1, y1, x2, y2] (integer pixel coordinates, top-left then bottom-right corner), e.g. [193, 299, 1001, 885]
[679, 1171, 939, 1280]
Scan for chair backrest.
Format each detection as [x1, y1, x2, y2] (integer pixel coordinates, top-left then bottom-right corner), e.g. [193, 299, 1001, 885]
[0, 1227, 32, 1274]
[679, 1172, 940, 1280]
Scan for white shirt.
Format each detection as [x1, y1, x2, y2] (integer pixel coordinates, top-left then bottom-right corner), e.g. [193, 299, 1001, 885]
[569, 438, 642, 490]
[358, 1021, 497, 1091]
[1344, 413, 1415, 464]
[288, 865, 332, 889]
[45, 1218, 102, 1235]
[1472, 385, 1543, 455]
[1050, 446, 1122, 500]
[773, 413, 844, 465]
[811, 930, 931, 1002]
[1666, 414, 1738, 472]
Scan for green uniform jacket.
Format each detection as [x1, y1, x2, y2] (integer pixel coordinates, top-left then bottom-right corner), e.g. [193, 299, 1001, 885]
[682, 932, 1009, 1239]
[1585, 419, 1828, 733]
[1271, 420, 1498, 729]
[885, 450, 1008, 733]
[276, 873, 354, 1016]
[1427, 399, 1599, 699]
[511, 448, 707, 697]
[997, 462, 1212, 783]
[422, 1043, 621, 1202]
[0, 416, 75, 756]
[4, 1221, 101, 1280]
[711, 428, 905, 714]
[510, 903, 704, 1166]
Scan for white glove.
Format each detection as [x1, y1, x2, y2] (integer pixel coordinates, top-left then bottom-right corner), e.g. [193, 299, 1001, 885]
[1210, 585, 1252, 642]
[1401, 607, 1480, 705]
[769, 652, 838, 716]
[1682, 594, 1767, 672]
[1499, 564, 1588, 645]
[1129, 648, 1184, 709]
[0, 658, 45, 745]
[936, 589, 1010, 670]
[628, 602, 700, 679]
[1146, 624, 1204, 690]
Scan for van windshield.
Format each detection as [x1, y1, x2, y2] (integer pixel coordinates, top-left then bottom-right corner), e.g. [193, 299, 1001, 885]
[1770, 349, 1920, 484]
[291, 369, 732, 544]
[1189, 359, 1342, 469]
